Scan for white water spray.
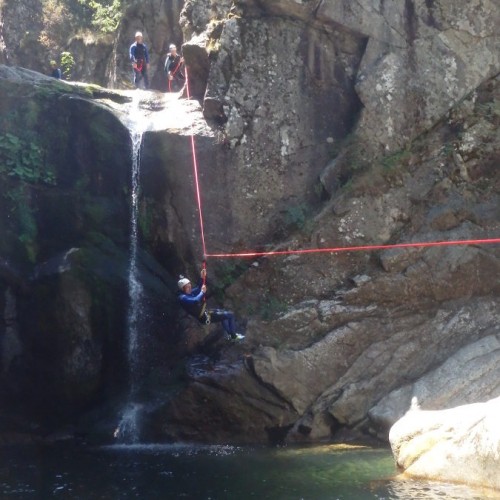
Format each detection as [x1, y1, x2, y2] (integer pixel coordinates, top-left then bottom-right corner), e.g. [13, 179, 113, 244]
[115, 94, 149, 443]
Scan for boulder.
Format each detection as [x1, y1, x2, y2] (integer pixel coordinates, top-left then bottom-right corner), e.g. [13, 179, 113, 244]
[389, 396, 500, 491]
[369, 335, 500, 437]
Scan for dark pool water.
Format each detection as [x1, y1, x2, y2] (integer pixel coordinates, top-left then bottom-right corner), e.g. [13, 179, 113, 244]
[0, 443, 492, 499]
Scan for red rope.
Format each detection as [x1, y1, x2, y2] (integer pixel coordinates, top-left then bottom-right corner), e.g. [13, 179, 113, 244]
[184, 66, 207, 259]
[205, 238, 500, 259]
[167, 56, 183, 93]
[182, 65, 499, 262]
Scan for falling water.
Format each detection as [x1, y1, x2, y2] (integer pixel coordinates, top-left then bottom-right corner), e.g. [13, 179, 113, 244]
[115, 95, 148, 443]
[127, 127, 144, 390]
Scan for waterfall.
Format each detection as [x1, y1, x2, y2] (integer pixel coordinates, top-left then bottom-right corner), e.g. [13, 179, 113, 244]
[115, 95, 147, 443]
[127, 128, 144, 391]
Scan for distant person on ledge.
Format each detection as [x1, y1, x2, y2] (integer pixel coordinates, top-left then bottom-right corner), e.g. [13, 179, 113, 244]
[129, 31, 150, 89]
[177, 267, 244, 341]
[50, 60, 61, 79]
[164, 44, 185, 92]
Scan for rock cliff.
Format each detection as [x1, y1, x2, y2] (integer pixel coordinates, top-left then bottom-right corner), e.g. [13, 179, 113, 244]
[160, 0, 500, 444]
[0, 0, 499, 447]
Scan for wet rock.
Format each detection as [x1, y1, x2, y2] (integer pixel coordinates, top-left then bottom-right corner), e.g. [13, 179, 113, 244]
[0, 69, 181, 429]
[153, 354, 298, 444]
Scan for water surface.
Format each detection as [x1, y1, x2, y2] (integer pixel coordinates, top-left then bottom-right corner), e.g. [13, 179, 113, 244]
[0, 443, 491, 499]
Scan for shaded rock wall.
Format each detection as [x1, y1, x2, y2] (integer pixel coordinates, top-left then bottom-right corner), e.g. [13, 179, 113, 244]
[0, 67, 181, 430]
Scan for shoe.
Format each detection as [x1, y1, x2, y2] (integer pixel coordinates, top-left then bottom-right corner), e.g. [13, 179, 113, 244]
[230, 333, 245, 341]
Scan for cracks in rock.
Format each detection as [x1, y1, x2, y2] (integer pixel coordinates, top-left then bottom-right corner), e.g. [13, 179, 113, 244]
[351, 0, 407, 49]
[243, 354, 298, 414]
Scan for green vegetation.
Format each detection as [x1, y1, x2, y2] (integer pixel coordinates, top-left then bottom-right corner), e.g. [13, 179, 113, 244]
[37, 0, 124, 70]
[380, 148, 411, 172]
[284, 203, 311, 232]
[5, 187, 38, 262]
[138, 198, 155, 241]
[77, 0, 123, 33]
[0, 133, 56, 185]
[476, 101, 500, 120]
[260, 295, 287, 320]
[217, 261, 247, 289]
[61, 51, 76, 80]
[206, 20, 224, 58]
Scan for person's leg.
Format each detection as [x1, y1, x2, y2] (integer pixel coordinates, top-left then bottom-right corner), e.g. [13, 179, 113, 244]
[209, 309, 236, 338]
[173, 76, 184, 92]
[134, 69, 142, 88]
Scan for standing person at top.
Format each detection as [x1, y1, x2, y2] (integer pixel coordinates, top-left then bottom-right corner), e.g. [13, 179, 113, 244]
[177, 267, 244, 341]
[164, 44, 185, 92]
[129, 31, 150, 89]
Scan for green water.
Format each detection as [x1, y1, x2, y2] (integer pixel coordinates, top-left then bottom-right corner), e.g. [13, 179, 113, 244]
[0, 443, 489, 499]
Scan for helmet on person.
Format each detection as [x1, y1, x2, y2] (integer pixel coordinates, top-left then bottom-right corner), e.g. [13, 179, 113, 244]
[178, 276, 190, 290]
[135, 31, 143, 38]
[169, 44, 177, 50]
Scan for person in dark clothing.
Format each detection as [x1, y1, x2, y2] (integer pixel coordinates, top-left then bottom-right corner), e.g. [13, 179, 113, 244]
[50, 60, 61, 79]
[177, 267, 244, 340]
[129, 31, 150, 89]
[164, 44, 185, 92]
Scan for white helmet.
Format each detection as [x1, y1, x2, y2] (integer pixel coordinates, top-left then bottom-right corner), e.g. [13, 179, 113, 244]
[135, 31, 143, 38]
[178, 276, 191, 290]
[169, 44, 177, 50]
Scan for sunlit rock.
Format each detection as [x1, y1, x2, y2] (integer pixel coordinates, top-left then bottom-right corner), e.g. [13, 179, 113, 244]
[390, 396, 500, 491]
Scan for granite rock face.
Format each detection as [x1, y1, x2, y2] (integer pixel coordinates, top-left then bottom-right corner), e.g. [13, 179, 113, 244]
[161, 0, 500, 444]
[390, 396, 500, 491]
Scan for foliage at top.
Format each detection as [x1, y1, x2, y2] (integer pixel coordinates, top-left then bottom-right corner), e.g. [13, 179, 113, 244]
[76, 0, 123, 33]
[39, 0, 124, 51]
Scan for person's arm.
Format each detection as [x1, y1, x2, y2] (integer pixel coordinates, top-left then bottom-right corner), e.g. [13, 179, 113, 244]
[144, 45, 150, 65]
[129, 44, 136, 62]
[179, 289, 204, 304]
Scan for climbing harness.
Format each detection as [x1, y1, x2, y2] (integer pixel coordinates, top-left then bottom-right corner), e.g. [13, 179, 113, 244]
[167, 55, 184, 92]
[135, 59, 144, 72]
[183, 67, 500, 261]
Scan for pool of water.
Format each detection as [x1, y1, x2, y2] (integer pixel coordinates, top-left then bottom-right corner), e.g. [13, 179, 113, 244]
[0, 443, 491, 499]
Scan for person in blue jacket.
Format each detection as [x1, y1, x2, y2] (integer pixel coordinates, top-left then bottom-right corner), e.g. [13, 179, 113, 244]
[129, 31, 150, 89]
[50, 60, 61, 79]
[178, 267, 244, 340]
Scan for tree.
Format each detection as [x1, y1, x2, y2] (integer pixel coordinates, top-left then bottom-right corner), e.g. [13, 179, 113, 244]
[77, 0, 123, 33]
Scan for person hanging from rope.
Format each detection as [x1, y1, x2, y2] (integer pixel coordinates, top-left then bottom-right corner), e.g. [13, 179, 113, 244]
[129, 31, 150, 89]
[164, 44, 185, 92]
[177, 266, 244, 341]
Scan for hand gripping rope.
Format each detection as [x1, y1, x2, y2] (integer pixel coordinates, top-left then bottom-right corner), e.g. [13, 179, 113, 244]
[184, 67, 500, 261]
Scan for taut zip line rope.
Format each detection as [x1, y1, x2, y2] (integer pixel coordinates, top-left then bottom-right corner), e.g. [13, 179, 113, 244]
[184, 71, 500, 261]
